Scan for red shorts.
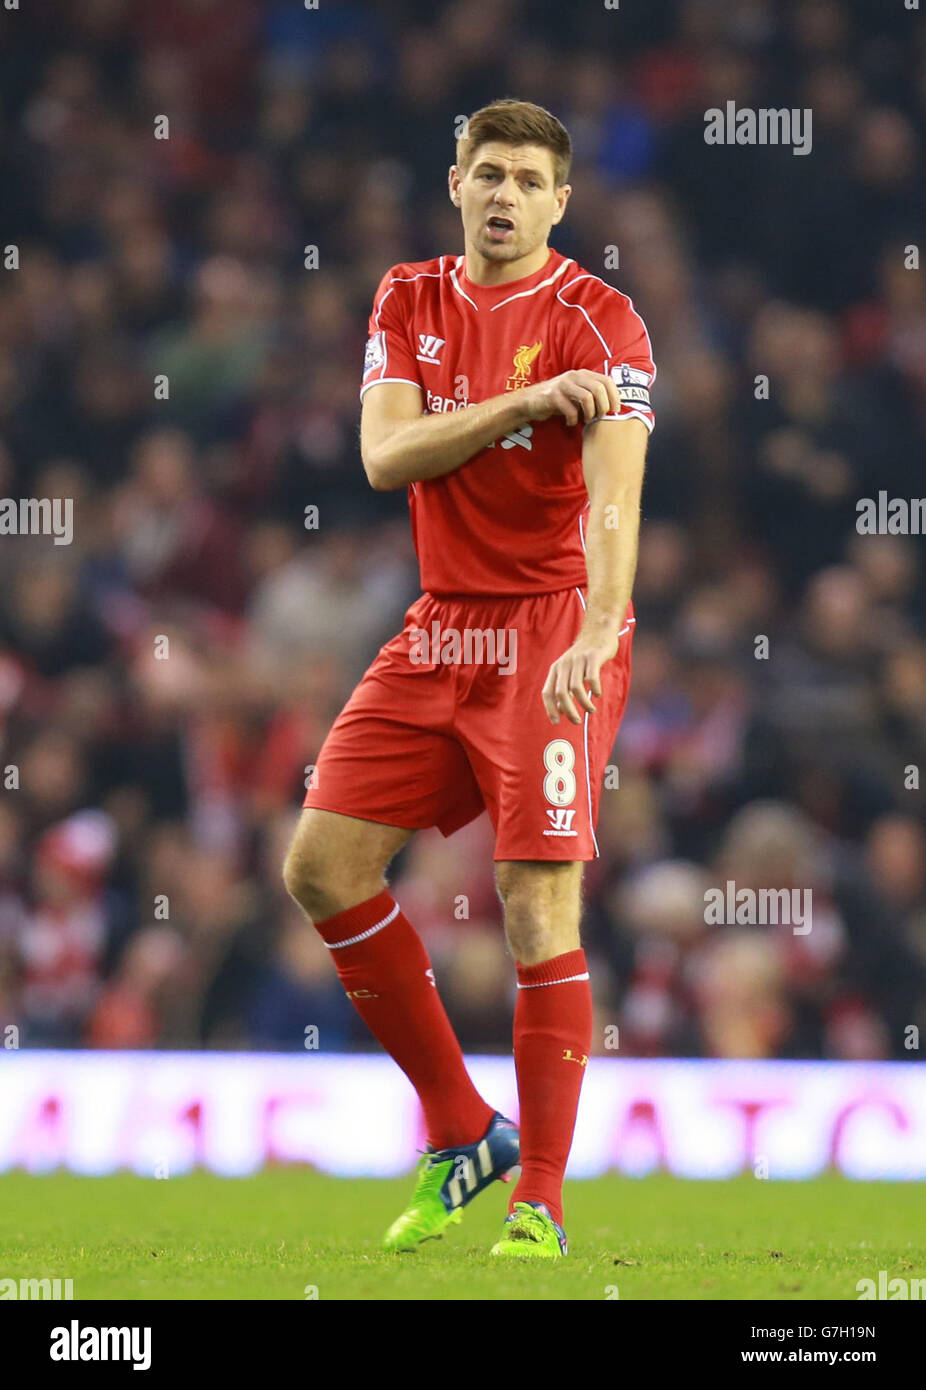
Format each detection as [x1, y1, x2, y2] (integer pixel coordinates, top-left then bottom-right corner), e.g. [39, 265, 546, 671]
[302, 587, 635, 861]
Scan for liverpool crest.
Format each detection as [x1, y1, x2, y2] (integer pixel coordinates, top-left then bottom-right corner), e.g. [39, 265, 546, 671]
[505, 340, 542, 391]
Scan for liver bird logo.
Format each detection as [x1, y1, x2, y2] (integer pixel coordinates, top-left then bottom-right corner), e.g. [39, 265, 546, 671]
[506, 340, 543, 391]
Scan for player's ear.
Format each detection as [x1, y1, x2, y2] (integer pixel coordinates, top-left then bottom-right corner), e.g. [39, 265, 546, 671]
[448, 166, 462, 207]
[551, 183, 571, 224]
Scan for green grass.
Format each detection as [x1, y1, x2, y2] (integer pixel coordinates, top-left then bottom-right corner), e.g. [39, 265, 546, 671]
[0, 1170, 923, 1300]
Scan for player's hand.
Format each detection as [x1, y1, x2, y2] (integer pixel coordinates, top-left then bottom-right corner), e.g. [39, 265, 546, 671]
[522, 370, 622, 427]
[542, 627, 621, 725]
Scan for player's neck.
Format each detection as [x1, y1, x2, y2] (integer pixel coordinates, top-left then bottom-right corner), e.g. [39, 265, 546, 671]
[462, 242, 553, 287]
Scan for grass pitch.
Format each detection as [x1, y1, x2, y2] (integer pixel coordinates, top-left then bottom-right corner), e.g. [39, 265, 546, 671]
[0, 1170, 922, 1300]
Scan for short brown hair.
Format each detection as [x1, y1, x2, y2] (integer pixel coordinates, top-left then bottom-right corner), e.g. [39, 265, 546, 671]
[456, 99, 572, 188]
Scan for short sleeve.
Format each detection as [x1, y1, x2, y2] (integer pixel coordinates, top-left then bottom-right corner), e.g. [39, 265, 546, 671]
[359, 269, 424, 401]
[558, 277, 656, 432]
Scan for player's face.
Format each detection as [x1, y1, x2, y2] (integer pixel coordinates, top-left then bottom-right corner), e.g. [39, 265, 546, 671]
[449, 142, 570, 269]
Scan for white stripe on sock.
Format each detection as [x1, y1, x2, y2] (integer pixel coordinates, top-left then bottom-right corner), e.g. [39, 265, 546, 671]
[516, 971, 590, 989]
[324, 900, 399, 950]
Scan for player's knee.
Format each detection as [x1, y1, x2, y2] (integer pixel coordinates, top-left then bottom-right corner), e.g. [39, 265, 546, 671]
[501, 887, 560, 954]
[497, 863, 582, 963]
[495, 861, 538, 909]
[282, 841, 331, 917]
[283, 832, 384, 922]
[504, 908, 565, 958]
[505, 916, 580, 965]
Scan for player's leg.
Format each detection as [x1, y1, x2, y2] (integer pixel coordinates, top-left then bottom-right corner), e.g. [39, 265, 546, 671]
[283, 807, 495, 1152]
[290, 598, 522, 1246]
[450, 587, 633, 1255]
[492, 858, 588, 1255]
[283, 805, 411, 921]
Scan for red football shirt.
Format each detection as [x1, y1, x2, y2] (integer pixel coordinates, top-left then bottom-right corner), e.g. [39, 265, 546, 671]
[360, 246, 655, 596]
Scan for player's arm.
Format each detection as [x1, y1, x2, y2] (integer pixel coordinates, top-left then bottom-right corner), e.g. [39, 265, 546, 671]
[361, 381, 528, 490]
[360, 371, 624, 491]
[542, 417, 648, 725]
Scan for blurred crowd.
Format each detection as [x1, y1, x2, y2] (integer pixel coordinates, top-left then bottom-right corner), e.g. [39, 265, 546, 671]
[1, 0, 925, 1059]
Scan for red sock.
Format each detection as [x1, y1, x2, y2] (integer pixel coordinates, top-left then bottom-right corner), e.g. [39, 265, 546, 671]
[510, 948, 592, 1227]
[314, 889, 494, 1151]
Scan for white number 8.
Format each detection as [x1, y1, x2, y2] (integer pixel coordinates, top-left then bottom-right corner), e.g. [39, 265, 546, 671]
[543, 739, 577, 807]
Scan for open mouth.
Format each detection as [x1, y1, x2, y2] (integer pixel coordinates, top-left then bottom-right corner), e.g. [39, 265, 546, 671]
[487, 215, 515, 240]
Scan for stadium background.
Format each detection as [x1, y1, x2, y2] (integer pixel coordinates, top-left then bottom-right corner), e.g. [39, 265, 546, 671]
[0, 0, 925, 1087]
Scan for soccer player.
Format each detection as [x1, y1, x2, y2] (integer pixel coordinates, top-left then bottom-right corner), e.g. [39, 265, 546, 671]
[283, 99, 654, 1258]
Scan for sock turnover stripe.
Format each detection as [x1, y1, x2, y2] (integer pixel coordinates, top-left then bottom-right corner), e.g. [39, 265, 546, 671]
[516, 971, 590, 989]
[323, 900, 400, 950]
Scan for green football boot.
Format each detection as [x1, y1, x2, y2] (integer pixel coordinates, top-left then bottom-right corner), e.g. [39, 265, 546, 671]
[383, 1111, 520, 1252]
[490, 1200, 568, 1258]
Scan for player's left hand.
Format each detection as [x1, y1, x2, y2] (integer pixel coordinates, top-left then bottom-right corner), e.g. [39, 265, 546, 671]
[542, 628, 621, 725]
